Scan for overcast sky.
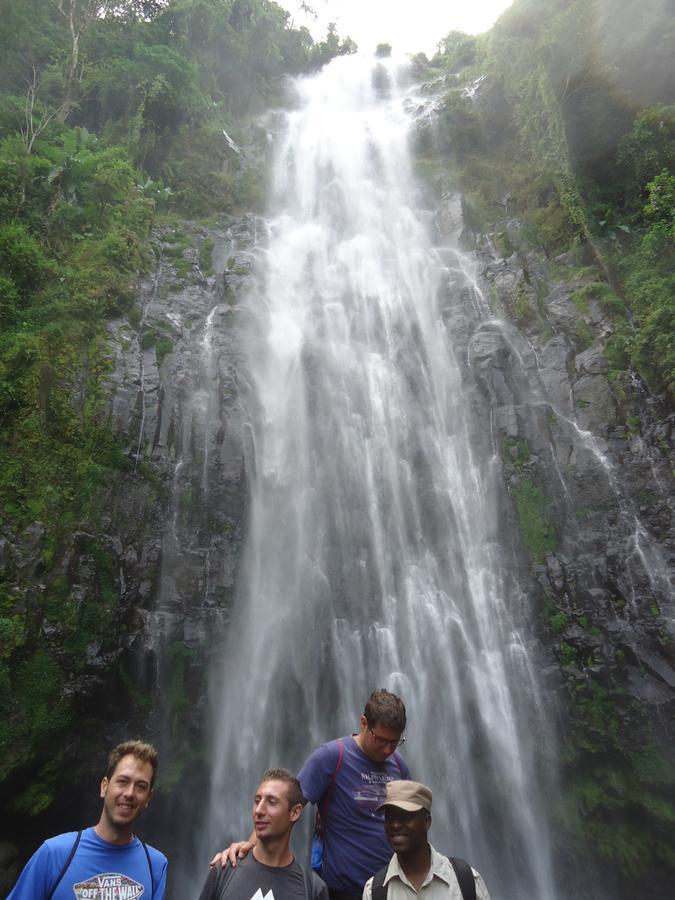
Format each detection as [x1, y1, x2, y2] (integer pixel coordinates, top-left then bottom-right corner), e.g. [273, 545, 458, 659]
[279, 1, 514, 56]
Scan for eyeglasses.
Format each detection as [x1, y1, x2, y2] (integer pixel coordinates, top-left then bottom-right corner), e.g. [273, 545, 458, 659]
[368, 726, 406, 749]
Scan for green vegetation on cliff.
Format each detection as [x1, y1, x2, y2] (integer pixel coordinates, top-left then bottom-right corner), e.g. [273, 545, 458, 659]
[417, 0, 674, 400]
[0, 0, 354, 810]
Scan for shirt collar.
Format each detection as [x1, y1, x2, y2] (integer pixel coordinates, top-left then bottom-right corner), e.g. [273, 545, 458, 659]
[384, 844, 455, 890]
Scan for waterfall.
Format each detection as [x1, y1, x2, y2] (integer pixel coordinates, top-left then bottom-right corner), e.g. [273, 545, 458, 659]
[198, 55, 560, 900]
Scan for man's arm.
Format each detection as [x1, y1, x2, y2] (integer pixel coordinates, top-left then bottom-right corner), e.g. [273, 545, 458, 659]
[198, 864, 223, 900]
[297, 741, 342, 806]
[474, 869, 491, 900]
[7, 843, 52, 899]
[152, 853, 168, 899]
[311, 870, 330, 900]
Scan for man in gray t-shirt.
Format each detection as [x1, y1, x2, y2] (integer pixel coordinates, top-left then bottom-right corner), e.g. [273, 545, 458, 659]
[199, 769, 328, 900]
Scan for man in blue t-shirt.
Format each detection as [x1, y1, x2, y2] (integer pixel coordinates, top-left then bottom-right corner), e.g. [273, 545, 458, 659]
[8, 740, 167, 899]
[212, 690, 409, 900]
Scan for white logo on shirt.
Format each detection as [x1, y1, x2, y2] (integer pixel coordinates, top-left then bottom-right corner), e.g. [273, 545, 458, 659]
[73, 871, 144, 898]
[249, 889, 275, 900]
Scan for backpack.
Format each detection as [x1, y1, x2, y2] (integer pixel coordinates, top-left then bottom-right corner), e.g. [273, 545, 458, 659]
[47, 830, 155, 900]
[370, 856, 476, 900]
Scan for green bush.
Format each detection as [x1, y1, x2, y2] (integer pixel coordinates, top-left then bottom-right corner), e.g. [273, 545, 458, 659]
[514, 480, 557, 562]
[0, 273, 20, 324]
[618, 105, 675, 209]
[0, 223, 50, 296]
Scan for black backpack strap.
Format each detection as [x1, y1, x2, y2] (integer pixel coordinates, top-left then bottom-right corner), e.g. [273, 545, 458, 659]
[371, 864, 389, 900]
[449, 857, 476, 900]
[300, 863, 313, 900]
[47, 830, 82, 900]
[140, 838, 154, 897]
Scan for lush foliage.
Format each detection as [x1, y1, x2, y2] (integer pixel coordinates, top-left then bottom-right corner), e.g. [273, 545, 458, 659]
[0, 0, 354, 807]
[0, 0, 357, 216]
[417, 0, 674, 400]
[0, 112, 152, 795]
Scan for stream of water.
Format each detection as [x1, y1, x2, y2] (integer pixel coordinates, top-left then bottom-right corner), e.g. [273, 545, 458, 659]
[197, 55, 560, 900]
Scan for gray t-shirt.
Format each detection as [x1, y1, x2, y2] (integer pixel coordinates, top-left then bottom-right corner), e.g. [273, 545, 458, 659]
[198, 853, 328, 900]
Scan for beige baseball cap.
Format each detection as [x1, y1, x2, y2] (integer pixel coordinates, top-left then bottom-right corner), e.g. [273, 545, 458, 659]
[376, 780, 433, 813]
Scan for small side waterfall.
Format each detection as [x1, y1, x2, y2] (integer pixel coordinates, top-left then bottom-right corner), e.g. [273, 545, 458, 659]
[200, 56, 560, 900]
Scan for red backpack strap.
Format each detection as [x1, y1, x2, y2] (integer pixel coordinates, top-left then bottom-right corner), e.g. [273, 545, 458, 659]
[319, 736, 344, 817]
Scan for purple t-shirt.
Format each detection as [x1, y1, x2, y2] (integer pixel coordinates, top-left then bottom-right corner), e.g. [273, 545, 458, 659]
[298, 736, 410, 893]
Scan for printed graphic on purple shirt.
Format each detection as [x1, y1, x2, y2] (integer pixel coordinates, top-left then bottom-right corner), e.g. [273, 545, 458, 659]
[352, 773, 394, 816]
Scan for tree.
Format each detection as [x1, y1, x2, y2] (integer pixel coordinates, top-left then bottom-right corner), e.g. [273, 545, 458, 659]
[52, 0, 112, 116]
[21, 67, 69, 153]
[109, 0, 169, 17]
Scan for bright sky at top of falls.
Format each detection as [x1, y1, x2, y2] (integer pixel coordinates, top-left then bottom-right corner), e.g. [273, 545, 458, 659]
[280, 0, 515, 56]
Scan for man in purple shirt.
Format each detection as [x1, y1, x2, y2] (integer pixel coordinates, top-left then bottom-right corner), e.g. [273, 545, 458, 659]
[213, 690, 409, 900]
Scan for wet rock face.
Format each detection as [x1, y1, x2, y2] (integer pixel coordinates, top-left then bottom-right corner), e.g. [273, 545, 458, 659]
[430, 212, 674, 740]
[105, 218, 262, 664]
[1, 218, 259, 875]
[475, 225, 674, 658]
[98, 219, 265, 853]
[471, 222, 675, 891]
[4, 192, 672, 893]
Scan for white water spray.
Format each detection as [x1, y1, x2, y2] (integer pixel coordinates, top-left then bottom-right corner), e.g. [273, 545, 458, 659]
[201, 56, 560, 900]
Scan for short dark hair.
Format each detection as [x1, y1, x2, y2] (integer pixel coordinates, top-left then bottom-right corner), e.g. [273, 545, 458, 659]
[106, 741, 159, 788]
[260, 768, 305, 808]
[364, 689, 406, 732]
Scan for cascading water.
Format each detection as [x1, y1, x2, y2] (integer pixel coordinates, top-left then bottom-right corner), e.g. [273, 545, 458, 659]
[197, 56, 561, 900]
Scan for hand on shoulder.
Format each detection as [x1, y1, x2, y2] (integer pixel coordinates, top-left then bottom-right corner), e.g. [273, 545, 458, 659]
[209, 841, 254, 869]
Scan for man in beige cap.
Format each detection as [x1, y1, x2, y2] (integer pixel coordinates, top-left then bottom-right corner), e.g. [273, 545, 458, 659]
[362, 781, 490, 900]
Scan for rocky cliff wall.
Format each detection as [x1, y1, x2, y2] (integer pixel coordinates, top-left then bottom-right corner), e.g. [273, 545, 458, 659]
[2, 164, 673, 900]
[0, 217, 256, 890]
[466, 209, 674, 894]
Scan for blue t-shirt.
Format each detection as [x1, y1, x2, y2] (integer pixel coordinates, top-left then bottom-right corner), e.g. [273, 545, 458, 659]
[8, 826, 167, 899]
[298, 736, 410, 893]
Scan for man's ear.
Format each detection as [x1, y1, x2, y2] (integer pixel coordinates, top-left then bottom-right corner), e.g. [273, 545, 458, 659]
[359, 714, 368, 731]
[290, 803, 303, 823]
[100, 777, 109, 800]
[425, 813, 432, 833]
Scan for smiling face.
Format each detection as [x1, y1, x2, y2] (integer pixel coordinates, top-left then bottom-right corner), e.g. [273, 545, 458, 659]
[252, 778, 302, 844]
[99, 753, 154, 840]
[383, 806, 431, 857]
